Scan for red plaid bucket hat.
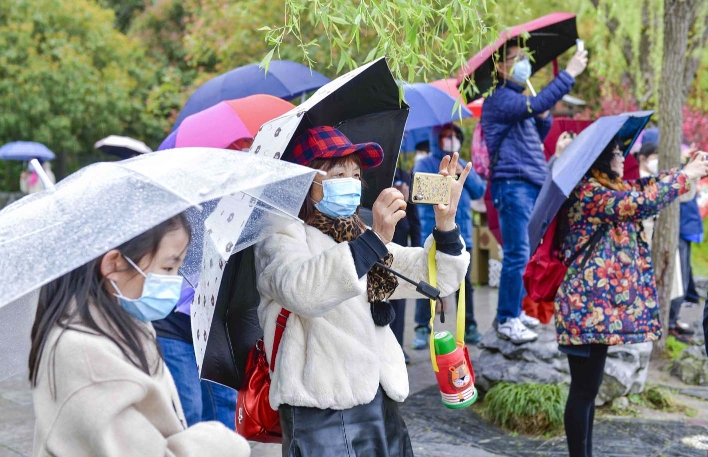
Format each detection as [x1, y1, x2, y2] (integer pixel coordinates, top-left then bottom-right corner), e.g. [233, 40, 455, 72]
[291, 126, 384, 169]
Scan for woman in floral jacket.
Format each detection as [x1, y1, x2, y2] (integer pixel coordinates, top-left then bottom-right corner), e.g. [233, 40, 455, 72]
[555, 137, 708, 457]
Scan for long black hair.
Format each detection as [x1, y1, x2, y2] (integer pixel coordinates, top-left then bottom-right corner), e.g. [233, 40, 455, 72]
[28, 214, 191, 390]
[589, 137, 623, 181]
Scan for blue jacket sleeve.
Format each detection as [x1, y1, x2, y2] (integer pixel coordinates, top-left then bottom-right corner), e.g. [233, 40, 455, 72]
[535, 113, 554, 141]
[488, 71, 575, 123]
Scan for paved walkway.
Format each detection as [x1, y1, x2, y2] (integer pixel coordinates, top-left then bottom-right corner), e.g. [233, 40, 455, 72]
[2, 287, 706, 457]
[0, 288, 498, 457]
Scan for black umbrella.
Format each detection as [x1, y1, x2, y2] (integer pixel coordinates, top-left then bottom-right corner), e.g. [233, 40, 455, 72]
[195, 57, 410, 390]
[249, 56, 410, 209]
[457, 12, 579, 100]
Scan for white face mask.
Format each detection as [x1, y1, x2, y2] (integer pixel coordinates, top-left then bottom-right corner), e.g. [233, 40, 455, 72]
[441, 137, 461, 153]
[646, 158, 658, 175]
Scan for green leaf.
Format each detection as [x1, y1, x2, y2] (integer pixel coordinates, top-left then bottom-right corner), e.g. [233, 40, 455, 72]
[364, 46, 378, 63]
[329, 16, 349, 25]
[260, 48, 275, 73]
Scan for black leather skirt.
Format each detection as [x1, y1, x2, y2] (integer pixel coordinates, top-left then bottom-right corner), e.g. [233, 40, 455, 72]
[279, 386, 414, 457]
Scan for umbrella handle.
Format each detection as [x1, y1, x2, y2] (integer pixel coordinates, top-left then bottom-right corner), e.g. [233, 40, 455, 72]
[526, 80, 537, 97]
[30, 159, 55, 191]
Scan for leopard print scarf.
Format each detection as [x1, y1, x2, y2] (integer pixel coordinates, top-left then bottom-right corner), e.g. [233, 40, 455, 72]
[309, 211, 398, 326]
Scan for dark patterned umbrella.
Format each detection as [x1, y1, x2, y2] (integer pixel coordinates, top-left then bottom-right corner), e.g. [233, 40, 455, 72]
[194, 57, 410, 389]
[457, 12, 579, 100]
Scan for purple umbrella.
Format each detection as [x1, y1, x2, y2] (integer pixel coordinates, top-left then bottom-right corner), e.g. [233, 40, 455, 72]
[528, 110, 654, 253]
[172, 60, 330, 131]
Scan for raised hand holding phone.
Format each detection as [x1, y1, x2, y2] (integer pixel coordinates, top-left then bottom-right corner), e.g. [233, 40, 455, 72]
[434, 152, 472, 232]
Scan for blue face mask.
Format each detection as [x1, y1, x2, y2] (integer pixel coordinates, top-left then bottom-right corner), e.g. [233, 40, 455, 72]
[110, 256, 183, 323]
[511, 59, 532, 84]
[314, 177, 362, 219]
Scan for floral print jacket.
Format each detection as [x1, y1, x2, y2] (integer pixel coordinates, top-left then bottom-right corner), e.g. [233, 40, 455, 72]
[555, 170, 691, 346]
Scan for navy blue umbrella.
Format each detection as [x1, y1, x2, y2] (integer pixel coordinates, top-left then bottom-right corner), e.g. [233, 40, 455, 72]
[172, 60, 330, 131]
[0, 142, 55, 161]
[403, 83, 471, 132]
[528, 110, 654, 253]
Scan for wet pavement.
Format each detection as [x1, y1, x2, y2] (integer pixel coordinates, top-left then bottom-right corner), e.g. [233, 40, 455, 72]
[402, 384, 708, 457]
[2, 288, 707, 456]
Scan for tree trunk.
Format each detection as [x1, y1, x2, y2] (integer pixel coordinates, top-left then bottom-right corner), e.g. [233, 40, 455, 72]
[651, 0, 698, 358]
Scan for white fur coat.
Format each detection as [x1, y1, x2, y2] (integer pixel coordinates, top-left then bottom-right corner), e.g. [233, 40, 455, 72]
[254, 222, 470, 410]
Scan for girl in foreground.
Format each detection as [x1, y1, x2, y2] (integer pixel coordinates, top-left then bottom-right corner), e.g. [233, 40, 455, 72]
[29, 214, 250, 457]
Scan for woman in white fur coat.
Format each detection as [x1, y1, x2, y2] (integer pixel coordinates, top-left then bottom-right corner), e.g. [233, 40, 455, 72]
[254, 126, 472, 456]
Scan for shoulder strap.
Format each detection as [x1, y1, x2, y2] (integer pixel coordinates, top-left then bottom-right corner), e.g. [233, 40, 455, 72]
[566, 225, 607, 270]
[269, 308, 291, 372]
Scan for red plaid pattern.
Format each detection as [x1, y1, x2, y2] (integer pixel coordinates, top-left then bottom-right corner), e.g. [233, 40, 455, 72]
[291, 126, 384, 168]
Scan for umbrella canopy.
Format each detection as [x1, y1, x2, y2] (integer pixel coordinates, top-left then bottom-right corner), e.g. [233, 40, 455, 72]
[193, 57, 410, 389]
[429, 79, 484, 117]
[429, 78, 464, 102]
[403, 83, 472, 131]
[173, 61, 330, 131]
[247, 56, 409, 209]
[401, 127, 431, 153]
[528, 110, 654, 253]
[0, 148, 318, 309]
[159, 95, 295, 151]
[94, 135, 152, 159]
[0, 141, 55, 161]
[457, 12, 579, 100]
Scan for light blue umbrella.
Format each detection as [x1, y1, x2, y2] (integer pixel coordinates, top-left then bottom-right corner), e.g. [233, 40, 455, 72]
[0, 141, 55, 161]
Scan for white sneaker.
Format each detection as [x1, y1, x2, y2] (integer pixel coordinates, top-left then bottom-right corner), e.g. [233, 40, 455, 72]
[519, 311, 540, 329]
[497, 318, 538, 344]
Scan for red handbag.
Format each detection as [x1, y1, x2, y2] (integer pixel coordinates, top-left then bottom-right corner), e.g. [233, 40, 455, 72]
[524, 217, 606, 303]
[523, 217, 566, 303]
[235, 308, 290, 443]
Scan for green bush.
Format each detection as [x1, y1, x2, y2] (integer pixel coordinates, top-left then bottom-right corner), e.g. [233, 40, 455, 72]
[483, 382, 567, 436]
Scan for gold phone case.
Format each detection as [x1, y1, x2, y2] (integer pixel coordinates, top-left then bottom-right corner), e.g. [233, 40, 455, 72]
[410, 172, 452, 205]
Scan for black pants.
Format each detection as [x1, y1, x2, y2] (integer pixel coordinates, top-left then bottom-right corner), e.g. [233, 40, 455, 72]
[670, 238, 692, 328]
[279, 387, 414, 457]
[565, 345, 608, 457]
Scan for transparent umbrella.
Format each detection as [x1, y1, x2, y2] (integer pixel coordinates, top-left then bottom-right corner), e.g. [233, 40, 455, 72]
[0, 148, 318, 380]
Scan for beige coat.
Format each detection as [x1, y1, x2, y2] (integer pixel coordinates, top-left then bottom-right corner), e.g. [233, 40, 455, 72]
[255, 222, 469, 410]
[32, 314, 250, 457]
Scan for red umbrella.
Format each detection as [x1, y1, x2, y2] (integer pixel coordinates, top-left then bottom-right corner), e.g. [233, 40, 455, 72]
[457, 12, 579, 100]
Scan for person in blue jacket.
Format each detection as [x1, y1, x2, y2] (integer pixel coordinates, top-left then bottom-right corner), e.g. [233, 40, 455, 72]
[669, 196, 703, 342]
[480, 43, 588, 344]
[411, 123, 486, 349]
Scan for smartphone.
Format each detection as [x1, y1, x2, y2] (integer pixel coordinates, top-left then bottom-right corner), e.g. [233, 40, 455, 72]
[410, 172, 452, 205]
[576, 39, 585, 52]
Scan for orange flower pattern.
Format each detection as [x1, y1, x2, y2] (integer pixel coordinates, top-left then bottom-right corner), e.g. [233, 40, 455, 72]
[556, 171, 690, 346]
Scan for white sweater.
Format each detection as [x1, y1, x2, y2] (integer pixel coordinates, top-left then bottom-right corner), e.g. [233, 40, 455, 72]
[254, 222, 470, 410]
